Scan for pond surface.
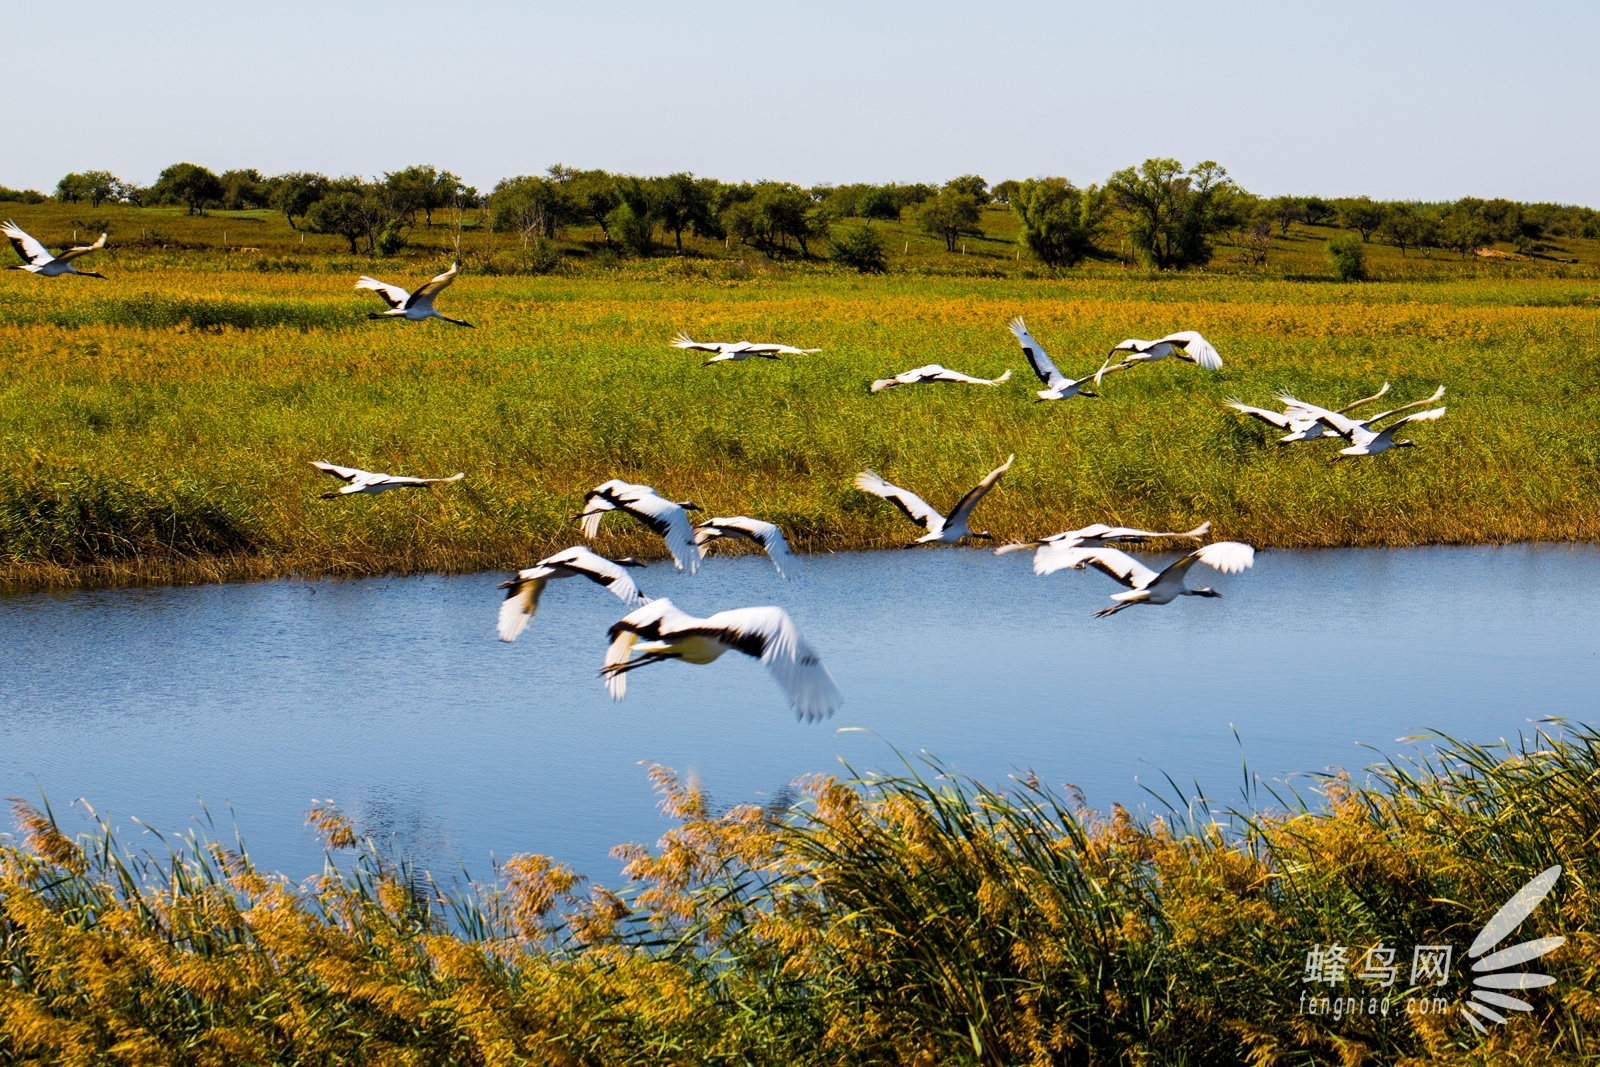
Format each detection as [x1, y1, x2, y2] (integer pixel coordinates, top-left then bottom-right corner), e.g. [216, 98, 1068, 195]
[2, 544, 1596, 881]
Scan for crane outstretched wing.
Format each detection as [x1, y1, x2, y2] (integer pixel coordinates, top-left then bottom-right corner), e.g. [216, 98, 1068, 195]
[1160, 331, 1223, 371]
[672, 332, 725, 352]
[1009, 317, 1064, 389]
[538, 546, 646, 605]
[2, 220, 53, 266]
[698, 606, 842, 720]
[497, 567, 554, 642]
[409, 263, 459, 305]
[696, 517, 797, 578]
[310, 460, 369, 483]
[1047, 545, 1161, 587]
[946, 454, 1014, 528]
[854, 470, 944, 534]
[53, 233, 107, 263]
[1226, 399, 1292, 429]
[355, 275, 411, 309]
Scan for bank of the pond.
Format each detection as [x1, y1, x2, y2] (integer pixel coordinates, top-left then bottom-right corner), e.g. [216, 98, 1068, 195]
[2, 728, 1596, 1065]
[3, 269, 1599, 590]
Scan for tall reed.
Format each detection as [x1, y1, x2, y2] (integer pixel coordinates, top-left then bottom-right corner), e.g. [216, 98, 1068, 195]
[3, 727, 1597, 1064]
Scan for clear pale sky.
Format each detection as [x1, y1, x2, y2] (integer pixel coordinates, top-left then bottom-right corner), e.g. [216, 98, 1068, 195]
[10, 0, 1598, 204]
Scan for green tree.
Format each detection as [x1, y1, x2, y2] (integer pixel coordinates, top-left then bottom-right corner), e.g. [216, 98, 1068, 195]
[655, 172, 716, 255]
[1441, 203, 1491, 257]
[857, 186, 903, 221]
[54, 173, 85, 203]
[1300, 196, 1336, 226]
[916, 186, 982, 253]
[1337, 196, 1386, 242]
[0, 185, 48, 204]
[153, 163, 225, 216]
[56, 171, 119, 207]
[944, 174, 990, 204]
[1378, 203, 1422, 256]
[609, 176, 660, 256]
[990, 180, 1022, 206]
[383, 165, 467, 227]
[269, 172, 329, 230]
[828, 223, 888, 272]
[1106, 158, 1236, 270]
[1326, 233, 1366, 280]
[755, 182, 828, 255]
[220, 169, 270, 210]
[490, 175, 570, 238]
[555, 168, 622, 244]
[1011, 178, 1107, 267]
[1267, 195, 1305, 235]
[305, 181, 388, 254]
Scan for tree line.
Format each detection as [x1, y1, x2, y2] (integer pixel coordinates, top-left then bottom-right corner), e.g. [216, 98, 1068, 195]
[3, 159, 1597, 272]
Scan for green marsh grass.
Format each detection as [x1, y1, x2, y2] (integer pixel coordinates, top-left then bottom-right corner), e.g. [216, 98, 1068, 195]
[2, 728, 1597, 1063]
[1, 205, 1599, 587]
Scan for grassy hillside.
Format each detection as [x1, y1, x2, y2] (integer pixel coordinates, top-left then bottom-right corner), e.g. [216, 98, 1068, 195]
[1, 204, 1598, 587]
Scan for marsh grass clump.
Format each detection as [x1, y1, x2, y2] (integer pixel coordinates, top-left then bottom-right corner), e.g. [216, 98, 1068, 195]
[103, 295, 357, 331]
[0, 464, 260, 566]
[3, 255, 1600, 587]
[1, 728, 1597, 1063]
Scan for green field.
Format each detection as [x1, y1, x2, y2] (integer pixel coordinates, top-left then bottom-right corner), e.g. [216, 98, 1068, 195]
[3, 203, 1599, 587]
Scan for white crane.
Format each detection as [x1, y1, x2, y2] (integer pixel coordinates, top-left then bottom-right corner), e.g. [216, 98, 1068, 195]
[1279, 385, 1445, 440]
[672, 333, 820, 361]
[311, 461, 464, 497]
[854, 455, 1013, 545]
[694, 516, 797, 578]
[356, 263, 473, 327]
[870, 364, 1012, 393]
[3, 220, 107, 278]
[1096, 331, 1223, 384]
[579, 479, 701, 572]
[601, 598, 841, 720]
[997, 521, 1211, 574]
[1007, 317, 1108, 401]
[1328, 407, 1447, 459]
[497, 546, 647, 642]
[1065, 542, 1256, 618]
[1227, 383, 1392, 443]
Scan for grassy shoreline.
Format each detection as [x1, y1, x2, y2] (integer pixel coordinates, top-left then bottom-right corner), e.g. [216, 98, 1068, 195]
[2, 728, 1595, 1063]
[3, 209, 1599, 591]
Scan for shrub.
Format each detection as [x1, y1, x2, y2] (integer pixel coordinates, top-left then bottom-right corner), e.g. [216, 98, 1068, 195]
[0, 184, 48, 204]
[828, 224, 888, 272]
[1326, 232, 1366, 280]
[374, 222, 407, 256]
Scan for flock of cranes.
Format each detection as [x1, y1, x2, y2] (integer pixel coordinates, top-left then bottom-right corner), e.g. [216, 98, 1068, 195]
[5, 228, 1454, 719]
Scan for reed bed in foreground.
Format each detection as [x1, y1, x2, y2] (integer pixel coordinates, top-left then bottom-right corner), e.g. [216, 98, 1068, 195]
[3, 261, 1599, 588]
[2, 727, 1598, 1064]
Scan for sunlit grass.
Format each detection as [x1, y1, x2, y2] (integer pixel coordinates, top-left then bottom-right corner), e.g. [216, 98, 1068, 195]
[2, 210, 1599, 587]
[2, 728, 1596, 1063]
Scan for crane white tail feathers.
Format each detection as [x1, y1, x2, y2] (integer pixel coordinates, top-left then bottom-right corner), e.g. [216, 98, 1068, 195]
[1191, 540, 1256, 575]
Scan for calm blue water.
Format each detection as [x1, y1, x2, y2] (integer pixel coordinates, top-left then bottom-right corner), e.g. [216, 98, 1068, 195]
[2, 544, 1596, 881]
